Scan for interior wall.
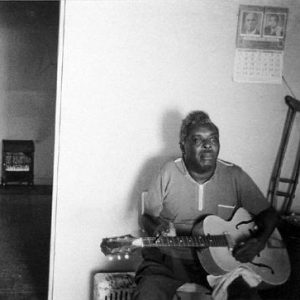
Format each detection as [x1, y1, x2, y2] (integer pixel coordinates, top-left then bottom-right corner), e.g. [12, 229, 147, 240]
[0, 2, 59, 185]
[50, 0, 300, 299]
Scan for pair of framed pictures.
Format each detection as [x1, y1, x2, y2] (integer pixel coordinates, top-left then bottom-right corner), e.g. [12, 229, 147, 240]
[236, 5, 288, 51]
[240, 10, 286, 38]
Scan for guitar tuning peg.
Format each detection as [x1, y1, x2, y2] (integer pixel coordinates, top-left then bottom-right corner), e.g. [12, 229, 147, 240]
[108, 255, 114, 261]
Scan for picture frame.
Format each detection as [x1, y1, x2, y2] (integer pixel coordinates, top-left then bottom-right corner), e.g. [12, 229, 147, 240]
[263, 12, 287, 38]
[240, 10, 263, 36]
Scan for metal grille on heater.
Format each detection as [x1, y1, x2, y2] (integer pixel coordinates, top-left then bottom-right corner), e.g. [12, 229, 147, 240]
[93, 272, 136, 300]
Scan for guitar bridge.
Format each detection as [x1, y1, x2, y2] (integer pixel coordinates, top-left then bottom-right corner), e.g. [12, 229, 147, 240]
[224, 232, 234, 252]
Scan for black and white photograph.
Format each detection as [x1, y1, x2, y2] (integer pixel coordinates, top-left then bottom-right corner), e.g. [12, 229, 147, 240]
[0, 2, 299, 300]
[263, 13, 287, 37]
[240, 11, 263, 36]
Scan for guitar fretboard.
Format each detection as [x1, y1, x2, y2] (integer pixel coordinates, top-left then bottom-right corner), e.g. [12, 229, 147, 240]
[141, 235, 228, 248]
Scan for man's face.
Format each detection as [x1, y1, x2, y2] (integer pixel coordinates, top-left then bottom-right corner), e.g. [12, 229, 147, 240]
[269, 16, 278, 28]
[183, 123, 220, 174]
[245, 13, 257, 31]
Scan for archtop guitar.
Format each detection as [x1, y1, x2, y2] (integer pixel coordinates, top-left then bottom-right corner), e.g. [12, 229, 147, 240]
[100, 208, 290, 287]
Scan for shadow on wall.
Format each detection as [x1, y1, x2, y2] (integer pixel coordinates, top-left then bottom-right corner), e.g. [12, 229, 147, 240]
[90, 109, 184, 299]
[126, 109, 184, 227]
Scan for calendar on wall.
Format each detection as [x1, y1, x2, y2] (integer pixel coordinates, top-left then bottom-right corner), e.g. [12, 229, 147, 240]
[234, 49, 283, 83]
[233, 5, 288, 84]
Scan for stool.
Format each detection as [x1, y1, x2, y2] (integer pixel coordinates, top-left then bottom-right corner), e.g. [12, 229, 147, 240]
[93, 272, 212, 300]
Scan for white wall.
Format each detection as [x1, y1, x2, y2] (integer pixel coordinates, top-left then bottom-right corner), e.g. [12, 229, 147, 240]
[50, 1, 300, 299]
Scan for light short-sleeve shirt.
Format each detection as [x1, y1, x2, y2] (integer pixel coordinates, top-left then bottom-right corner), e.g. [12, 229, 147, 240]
[144, 158, 270, 259]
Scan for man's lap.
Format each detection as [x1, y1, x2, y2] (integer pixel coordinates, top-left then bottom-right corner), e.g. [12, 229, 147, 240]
[133, 249, 209, 300]
[134, 249, 261, 300]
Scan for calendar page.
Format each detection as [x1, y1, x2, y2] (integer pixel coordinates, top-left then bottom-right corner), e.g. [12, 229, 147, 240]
[234, 49, 283, 83]
[233, 5, 288, 84]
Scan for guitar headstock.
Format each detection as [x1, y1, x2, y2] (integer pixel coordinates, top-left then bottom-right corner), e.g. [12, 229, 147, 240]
[100, 234, 139, 260]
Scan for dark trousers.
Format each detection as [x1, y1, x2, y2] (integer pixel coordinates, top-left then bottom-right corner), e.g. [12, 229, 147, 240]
[133, 248, 261, 300]
[133, 248, 210, 300]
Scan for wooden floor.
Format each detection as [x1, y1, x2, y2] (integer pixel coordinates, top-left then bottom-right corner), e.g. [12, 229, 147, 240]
[0, 185, 52, 300]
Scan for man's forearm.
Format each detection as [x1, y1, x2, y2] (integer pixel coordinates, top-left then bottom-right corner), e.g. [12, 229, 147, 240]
[233, 206, 280, 262]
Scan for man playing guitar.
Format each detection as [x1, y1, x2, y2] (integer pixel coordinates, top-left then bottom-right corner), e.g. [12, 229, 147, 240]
[133, 111, 279, 300]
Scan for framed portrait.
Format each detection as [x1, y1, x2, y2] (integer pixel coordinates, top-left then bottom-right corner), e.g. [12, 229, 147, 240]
[263, 13, 287, 38]
[240, 10, 263, 36]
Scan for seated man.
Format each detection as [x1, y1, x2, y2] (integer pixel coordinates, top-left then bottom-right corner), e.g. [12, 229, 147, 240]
[133, 111, 278, 300]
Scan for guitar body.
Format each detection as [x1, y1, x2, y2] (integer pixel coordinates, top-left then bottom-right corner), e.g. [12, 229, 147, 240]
[193, 208, 291, 288]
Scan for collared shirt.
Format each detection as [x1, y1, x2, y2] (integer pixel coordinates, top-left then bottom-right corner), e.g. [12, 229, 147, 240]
[144, 158, 270, 259]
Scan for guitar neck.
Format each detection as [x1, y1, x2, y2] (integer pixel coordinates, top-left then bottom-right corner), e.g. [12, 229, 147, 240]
[139, 235, 228, 248]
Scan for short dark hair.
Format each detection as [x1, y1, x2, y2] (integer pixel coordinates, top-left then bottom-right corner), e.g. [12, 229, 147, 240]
[179, 111, 219, 150]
